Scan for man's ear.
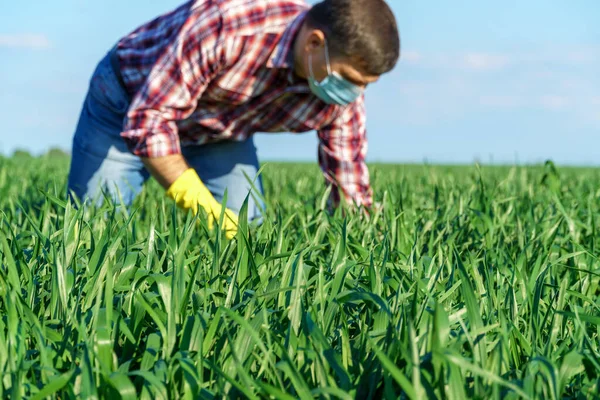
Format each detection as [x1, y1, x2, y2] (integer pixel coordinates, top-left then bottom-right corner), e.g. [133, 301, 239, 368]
[304, 29, 326, 53]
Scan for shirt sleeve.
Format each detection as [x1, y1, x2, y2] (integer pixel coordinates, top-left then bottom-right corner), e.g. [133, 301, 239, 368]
[121, 13, 226, 158]
[316, 94, 373, 209]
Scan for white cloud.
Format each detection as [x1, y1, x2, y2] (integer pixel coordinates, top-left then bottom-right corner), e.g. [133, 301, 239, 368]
[0, 34, 51, 49]
[479, 95, 525, 108]
[590, 97, 600, 122]
[462, 53, 511, 71]
[563, 48, 599, 65]
[401, 51, 422, 64]
[404, 51, 513, 71]
[382, 44, 600, 125]
[402, 46, 600, 72]
[539, 95, 570, 110]
[517, 47, 600, 68]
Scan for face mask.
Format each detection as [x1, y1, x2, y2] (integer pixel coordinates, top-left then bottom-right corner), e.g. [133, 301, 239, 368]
[308, 40, 363, 106]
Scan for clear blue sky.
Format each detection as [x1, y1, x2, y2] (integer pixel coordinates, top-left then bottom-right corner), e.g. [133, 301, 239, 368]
[0, 0, 598, 164]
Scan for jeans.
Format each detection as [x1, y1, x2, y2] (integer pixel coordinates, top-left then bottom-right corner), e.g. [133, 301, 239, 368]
[66, 50, 265, 221]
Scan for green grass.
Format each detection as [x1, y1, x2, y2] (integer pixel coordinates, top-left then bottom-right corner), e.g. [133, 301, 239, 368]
[1, 154, 599, 399]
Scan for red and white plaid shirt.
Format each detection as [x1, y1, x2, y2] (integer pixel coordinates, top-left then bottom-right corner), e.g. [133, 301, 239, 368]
[115, 0, 372, 207]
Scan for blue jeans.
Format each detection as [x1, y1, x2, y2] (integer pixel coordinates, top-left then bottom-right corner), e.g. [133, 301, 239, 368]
[67, 50, 265, 221]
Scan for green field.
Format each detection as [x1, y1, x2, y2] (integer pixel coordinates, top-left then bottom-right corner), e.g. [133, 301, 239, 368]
[1, 154, 599, 399]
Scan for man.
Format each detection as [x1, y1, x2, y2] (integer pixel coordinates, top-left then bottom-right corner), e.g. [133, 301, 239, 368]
[67, 0, 400, 237]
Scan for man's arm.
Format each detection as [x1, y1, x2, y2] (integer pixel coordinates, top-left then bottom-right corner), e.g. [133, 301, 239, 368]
[120, 5, 226, 165]
[316, 94, 373, 209]
[118, 9, 238, 237]
[141, 154, 189, 189]
[141, 154, 239, 239]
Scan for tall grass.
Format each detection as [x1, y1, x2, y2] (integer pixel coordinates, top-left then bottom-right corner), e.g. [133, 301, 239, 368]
[0, 154, 599, 399]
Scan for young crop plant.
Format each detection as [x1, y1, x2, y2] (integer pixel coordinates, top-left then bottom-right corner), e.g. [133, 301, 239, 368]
[1, 155, 599, 399]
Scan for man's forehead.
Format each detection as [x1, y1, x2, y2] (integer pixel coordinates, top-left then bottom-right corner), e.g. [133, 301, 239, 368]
[337, 62, 380, 85]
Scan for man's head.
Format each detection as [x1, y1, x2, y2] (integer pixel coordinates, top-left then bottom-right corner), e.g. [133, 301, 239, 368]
[293, 0, 400, 104]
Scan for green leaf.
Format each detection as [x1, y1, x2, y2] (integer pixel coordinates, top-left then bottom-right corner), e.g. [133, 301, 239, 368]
[30, 369, 76, 400]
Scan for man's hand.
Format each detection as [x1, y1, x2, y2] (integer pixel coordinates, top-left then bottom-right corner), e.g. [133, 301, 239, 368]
[166, 168, 238, 238]
[142, 155, 238, 239]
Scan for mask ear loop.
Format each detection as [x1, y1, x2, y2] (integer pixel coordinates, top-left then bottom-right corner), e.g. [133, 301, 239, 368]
[308, 52, 316, 81]
[307, 35, 332, 84]
[323, 37, 333, 76]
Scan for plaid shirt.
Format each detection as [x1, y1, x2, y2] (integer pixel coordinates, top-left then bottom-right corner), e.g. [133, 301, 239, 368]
[114, 0, 372, 207]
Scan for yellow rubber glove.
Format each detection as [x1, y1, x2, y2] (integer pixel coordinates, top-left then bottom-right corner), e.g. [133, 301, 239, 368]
[166, 168, 238, 239]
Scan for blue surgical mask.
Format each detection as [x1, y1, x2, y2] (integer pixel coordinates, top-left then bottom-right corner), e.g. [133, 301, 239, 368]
[308, 40, 363, 106]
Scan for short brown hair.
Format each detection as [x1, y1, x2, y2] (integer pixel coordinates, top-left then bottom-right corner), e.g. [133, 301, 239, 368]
[306, 0, 401, 76]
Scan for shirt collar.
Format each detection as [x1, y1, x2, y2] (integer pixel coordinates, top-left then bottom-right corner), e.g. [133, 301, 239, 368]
[266, 10, 308, 70]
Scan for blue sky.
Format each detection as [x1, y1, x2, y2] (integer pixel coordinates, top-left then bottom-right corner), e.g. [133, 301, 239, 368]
[0, 0, 598, 164]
